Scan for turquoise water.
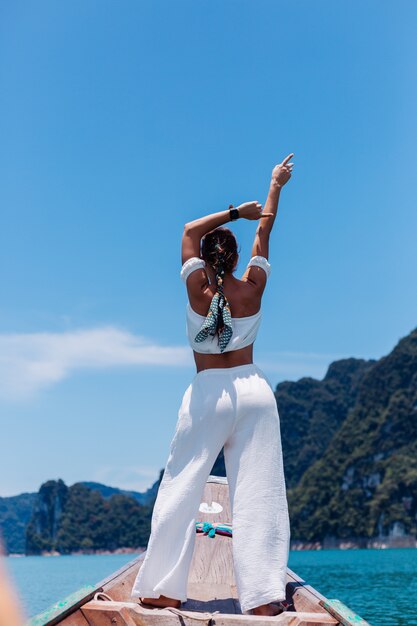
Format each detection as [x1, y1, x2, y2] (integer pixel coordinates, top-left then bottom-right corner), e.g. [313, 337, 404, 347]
[4, 548, 417, 625]
[288, 548, 417, 626]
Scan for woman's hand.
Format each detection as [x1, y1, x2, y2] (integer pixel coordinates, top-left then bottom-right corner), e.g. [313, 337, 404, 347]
[271, 153, 295, 188]
[235, 201, 274, 220]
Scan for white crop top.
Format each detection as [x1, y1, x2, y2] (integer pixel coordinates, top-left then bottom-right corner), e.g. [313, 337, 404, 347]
[180, 255, 271, 354]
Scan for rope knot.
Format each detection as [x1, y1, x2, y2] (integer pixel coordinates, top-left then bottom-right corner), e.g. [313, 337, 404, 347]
[202, 522, 216, 538]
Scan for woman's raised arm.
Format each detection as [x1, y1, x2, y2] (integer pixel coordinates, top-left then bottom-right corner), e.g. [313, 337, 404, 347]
[250, 153, 294, 259]
[182, 208, 233, 263]
[182, 202, 274, 264]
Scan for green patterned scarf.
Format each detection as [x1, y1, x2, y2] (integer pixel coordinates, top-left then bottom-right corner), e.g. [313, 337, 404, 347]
[194, 248, 233, 353]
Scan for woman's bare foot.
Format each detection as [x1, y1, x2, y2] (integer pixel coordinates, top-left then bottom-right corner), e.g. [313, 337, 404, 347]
[251, 602, 285, 616]
[139, 595, 181, 609]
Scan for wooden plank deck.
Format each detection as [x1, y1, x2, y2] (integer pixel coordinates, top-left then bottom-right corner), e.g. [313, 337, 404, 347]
[27, 475, 371, 626]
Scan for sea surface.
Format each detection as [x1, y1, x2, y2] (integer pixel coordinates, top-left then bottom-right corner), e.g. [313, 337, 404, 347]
[4, 547, 416, 625]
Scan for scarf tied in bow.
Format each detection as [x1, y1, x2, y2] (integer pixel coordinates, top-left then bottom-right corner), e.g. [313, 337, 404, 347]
[194, 254, 233, 352]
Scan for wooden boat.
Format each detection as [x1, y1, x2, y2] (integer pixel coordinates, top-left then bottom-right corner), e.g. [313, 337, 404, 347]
[27, 476, 371, 626]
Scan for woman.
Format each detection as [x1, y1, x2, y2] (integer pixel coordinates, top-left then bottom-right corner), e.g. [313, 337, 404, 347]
[0, 536, 26, 626]
[131, 153, 294, 617]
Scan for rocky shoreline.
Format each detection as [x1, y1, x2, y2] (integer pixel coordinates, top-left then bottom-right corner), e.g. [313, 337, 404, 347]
[7, 547, 146, 557]
[291, 535, 417, 550]
[7, 536, 417, 556]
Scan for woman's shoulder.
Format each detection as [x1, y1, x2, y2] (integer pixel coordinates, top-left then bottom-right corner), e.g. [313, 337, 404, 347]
[187, 286, 217, 317]
[232, 280, 263, 316]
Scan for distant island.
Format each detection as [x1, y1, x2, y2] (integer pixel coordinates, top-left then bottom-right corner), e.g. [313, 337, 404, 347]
[1, 325, 416, 555]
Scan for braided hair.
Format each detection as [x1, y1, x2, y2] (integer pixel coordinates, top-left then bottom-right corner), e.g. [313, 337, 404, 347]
[194, 228, 239, 352]
[202, 228, 237, 277]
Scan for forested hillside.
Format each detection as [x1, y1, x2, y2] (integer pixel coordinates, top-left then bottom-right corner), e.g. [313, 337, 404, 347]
[25, 479, 155, 555]
[277, 357, 376, 488]
[286, 327, 417, 544]
[0, 492, 37, 554]
[1, 478, 160, 555]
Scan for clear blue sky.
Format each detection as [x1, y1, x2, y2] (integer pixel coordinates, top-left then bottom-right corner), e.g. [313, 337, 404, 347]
[1, 0, 416, 497]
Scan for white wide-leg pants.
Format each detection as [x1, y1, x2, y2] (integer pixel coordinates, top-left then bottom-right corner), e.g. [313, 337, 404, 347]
[131, 363, 291, 614]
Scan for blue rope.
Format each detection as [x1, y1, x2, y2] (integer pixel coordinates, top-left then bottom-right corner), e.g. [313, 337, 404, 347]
[196, 521, 233, 538]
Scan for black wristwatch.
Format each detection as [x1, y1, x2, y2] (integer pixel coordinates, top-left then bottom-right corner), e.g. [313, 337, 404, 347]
[229, 205, 240, 221]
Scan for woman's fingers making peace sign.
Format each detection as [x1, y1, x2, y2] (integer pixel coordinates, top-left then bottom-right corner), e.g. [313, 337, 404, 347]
[271, 153, 295, 187]
[281, 153, 294, 167]
[233, 153, 295, 222]
[235, 201, 274, 220]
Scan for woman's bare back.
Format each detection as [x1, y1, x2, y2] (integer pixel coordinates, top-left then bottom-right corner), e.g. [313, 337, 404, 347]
[189, 265, 262, 372]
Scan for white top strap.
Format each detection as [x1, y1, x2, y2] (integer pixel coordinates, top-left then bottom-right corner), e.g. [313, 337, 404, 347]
[247, 255, 271, 278]
[180, 257, 206, 283]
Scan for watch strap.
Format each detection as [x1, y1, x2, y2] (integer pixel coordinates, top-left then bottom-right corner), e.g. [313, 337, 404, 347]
[229, 205, 240, 221]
